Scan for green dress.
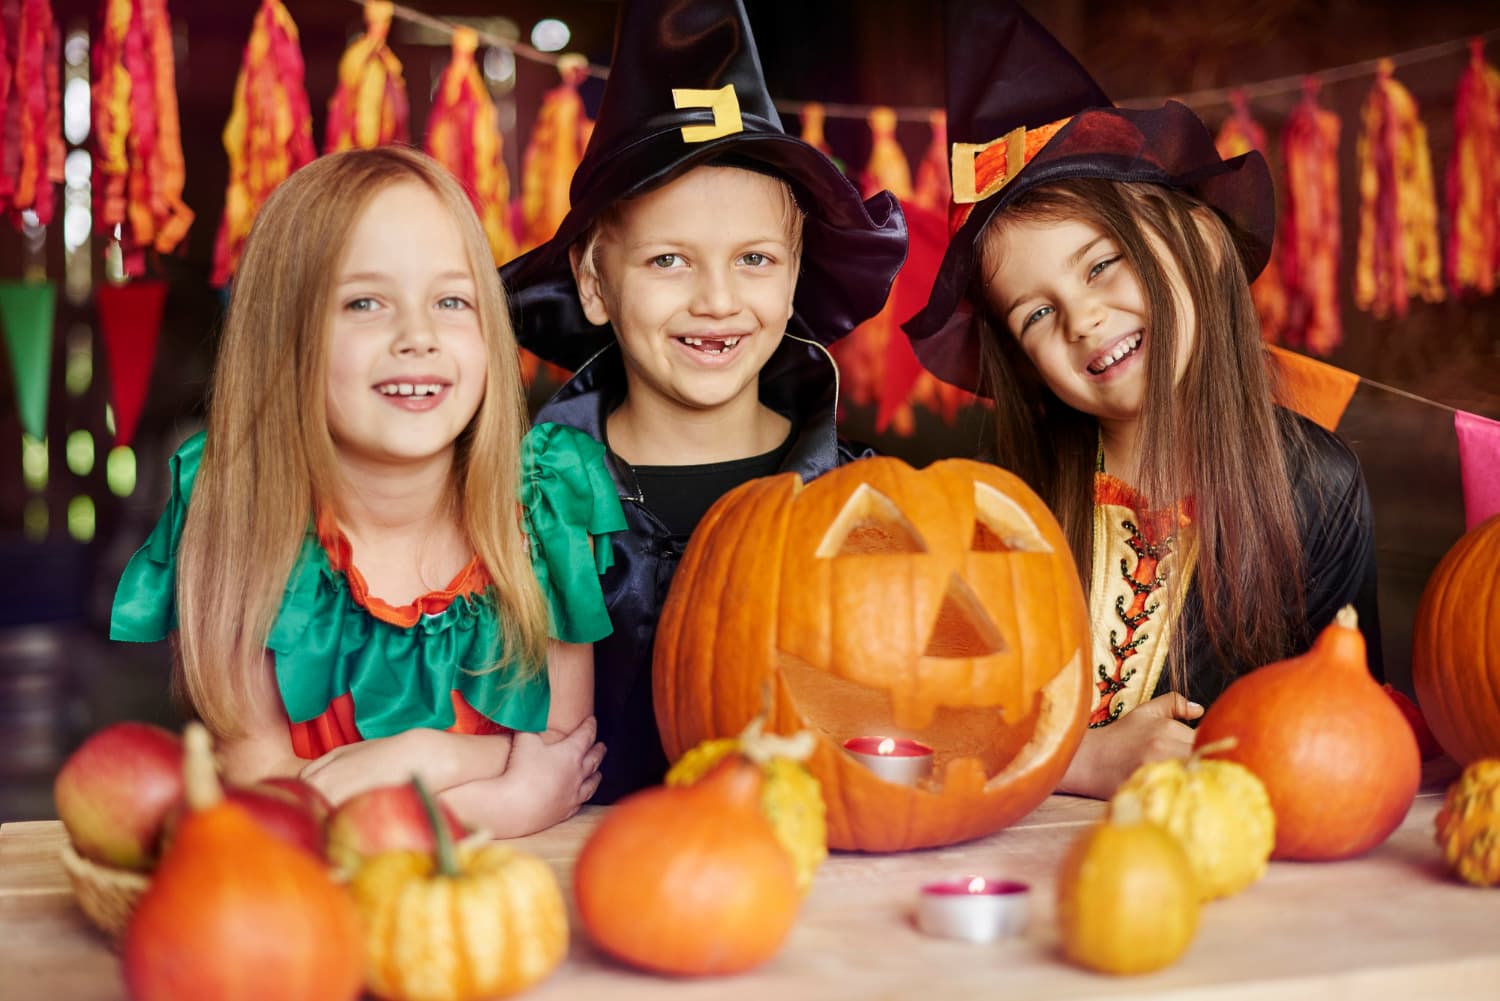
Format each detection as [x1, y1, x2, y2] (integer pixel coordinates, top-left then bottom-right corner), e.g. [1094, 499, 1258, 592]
[110, 423, 626, 756]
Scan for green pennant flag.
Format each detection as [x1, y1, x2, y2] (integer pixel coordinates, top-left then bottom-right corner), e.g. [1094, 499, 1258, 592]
[0, 281, 57, 440]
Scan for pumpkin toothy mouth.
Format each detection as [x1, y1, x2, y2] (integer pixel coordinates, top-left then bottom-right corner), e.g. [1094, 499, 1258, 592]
[775, 649, 1082, 792]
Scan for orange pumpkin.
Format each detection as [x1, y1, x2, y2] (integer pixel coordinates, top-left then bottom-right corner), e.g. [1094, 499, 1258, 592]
[124, 724, 364, 1001]
[1412, 514, 1500, 764]
[574, 756, 801, 976]
[1195, 606, 1421, 861]
[654, 457, 1091, 852]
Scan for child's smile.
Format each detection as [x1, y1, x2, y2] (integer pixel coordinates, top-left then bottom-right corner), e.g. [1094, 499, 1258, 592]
[1085, 330, 1144, 377]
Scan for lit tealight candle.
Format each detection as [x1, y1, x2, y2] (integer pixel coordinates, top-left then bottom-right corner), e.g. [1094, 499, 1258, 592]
[842, 736, 934, 786]
[916, 876, 1030, 942]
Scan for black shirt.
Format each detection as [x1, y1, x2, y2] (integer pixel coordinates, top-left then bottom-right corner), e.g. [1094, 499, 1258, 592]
[630, 431, 797, 537]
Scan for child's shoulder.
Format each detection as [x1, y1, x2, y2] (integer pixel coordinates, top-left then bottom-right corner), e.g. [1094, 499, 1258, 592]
[1275, 406, 1367, 499]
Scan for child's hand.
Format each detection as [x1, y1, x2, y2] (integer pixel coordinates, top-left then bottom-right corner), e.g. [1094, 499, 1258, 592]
[504, 716, 606, 825]
[1055, 693, 1204, 800]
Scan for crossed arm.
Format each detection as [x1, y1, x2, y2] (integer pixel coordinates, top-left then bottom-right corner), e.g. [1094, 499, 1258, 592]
[216, 640, 604, 838]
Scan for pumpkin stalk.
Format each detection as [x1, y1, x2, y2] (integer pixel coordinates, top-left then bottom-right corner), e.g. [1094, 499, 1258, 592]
[411, 775, 459, 879]
[1192, 737, 1239, 761]
[735, 714, 816, 766]
[181, 722, 223, 812]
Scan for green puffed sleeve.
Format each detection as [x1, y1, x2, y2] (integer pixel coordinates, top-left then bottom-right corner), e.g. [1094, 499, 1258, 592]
[519, 422, 627, 644]
[110, 431, 206, 642]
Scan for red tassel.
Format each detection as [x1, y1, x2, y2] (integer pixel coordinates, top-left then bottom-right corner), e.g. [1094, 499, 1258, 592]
[323, 0, 408, 152]
[1215, 90, 1288, 343]
[2, 0, 63, 227]
[212, 0, 315, 286]
[518, 54, 590, 253]
[1279, 78, 1342, 356]
[1447, 39, 1500, 298]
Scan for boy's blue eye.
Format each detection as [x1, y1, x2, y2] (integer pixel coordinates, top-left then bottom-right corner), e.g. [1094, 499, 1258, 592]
[741, 252, 769, 266]
[651, 254, 680, 268]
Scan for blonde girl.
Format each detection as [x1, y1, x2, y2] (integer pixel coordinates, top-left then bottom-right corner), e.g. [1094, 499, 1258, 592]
[112, 147, 625, 835]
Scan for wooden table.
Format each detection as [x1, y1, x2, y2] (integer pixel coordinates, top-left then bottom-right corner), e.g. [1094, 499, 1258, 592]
[4, 762, 1498, 1000]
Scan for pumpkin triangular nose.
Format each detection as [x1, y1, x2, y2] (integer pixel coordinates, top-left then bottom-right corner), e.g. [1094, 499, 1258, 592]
[924, 574, 1006, 658]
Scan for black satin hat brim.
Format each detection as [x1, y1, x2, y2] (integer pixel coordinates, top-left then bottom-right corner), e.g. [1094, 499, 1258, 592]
[902, 102, 1275, 394]
[501, 127, 908, 371]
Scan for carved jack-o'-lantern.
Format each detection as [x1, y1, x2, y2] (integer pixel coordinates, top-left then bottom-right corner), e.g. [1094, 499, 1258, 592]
[654, 458, 1091, 852]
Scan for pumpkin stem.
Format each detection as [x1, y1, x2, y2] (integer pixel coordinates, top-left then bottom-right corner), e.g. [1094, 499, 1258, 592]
[412, 775, 459, 879]
[1335, 605, 1358, 630]
[1193, 737, 1239, 760]
[181, 721, 223, 812]
[736, 714, 816, 766]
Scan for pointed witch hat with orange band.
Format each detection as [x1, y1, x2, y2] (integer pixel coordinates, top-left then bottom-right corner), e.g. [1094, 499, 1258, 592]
[502, 0, 908, 371]
[902, 0, 1275, 394]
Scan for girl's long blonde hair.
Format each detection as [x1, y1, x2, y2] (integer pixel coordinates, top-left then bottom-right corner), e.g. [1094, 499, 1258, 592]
[176, 146, 549, 736]
[975, 178, 1307, 695]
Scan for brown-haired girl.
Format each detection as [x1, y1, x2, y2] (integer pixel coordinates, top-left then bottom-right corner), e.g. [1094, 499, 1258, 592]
[111, 147, 626, 835]
[904, 2, 1381, 798]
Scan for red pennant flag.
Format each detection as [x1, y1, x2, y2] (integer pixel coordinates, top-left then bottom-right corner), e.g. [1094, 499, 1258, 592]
[212, 0, 315, 286]
[0, 279, 55, 439]
[1, 0, 64, 227]
[1354, 60, 1444, 319]
[93, 0, 194, 276]
[1455, 410, 1500, 531]
[1267, 345, 1360, 433]
[96, 280, 167, 447]
[323, 0, 408, 152]
[1446, 39, 1500, 298]
[1280, 78, 1342, 356]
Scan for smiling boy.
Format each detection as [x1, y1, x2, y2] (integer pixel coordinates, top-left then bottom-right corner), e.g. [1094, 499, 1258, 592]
[501, 0, 907, 801]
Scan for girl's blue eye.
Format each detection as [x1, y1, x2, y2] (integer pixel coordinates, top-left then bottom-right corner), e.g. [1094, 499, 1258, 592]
[345, 297, 377, 312]
[1089, 255, 1120, 279]
[1021, 305, 1053, 331]
[437, 296, 470, 310]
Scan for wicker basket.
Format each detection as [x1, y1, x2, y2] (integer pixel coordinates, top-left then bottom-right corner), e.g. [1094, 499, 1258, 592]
[59, 840, 150, 942]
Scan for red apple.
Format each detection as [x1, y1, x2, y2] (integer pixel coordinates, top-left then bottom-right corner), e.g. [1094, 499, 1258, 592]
[161, 778, 329, 861]
[254, 775, 334, 827]
[53, 722, 184, 871]
[325, 782, 469, 872]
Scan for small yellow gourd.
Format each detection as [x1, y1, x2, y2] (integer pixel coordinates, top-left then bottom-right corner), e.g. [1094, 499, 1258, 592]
[666, 715, 826, 892]
[349, 779, 567, 1001]
[1056, 793, 1200, 975]
[1113, 738, 1275, 900]
[1435, 758, 1500, 887]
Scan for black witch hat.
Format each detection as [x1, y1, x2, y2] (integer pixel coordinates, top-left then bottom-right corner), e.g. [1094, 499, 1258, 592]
[902, 0, 1275, 393]
[501, 0, 908, 371]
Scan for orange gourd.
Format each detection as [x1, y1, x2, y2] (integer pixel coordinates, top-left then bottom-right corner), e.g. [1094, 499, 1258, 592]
[1412, 514, 1500, 764]
[654, 458, 1091, 852]
[1195, 606, 1420, 860]
[123, 724, 364, 1001]
[574, 756, 801, 976]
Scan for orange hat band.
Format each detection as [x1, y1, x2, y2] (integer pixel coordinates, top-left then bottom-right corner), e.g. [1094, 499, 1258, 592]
[947, 117, 1072, 237]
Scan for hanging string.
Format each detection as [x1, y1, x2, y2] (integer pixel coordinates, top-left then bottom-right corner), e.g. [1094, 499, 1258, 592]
[1120, 26, 1500, 110]
[347, 0, 1499, 121]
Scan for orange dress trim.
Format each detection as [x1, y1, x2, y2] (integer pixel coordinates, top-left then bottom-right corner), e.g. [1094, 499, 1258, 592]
[287, 511, 508, 758]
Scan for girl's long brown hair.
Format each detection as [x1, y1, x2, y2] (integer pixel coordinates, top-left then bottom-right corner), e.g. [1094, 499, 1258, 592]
[975, 178, 1307, 693]
[175, 146, 549, 737]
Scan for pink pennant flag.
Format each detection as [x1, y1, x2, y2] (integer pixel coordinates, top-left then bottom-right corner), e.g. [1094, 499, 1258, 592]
[1456, 410, 1500, 531]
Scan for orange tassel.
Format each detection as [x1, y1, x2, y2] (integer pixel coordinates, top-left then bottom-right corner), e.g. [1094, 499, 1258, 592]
[1355, 59, 1443, 319]
[212, 0, 314, 286]
[1447, 39, 1500, 298]
[324, 0, 408, 152]
[426, 27, 517, 265]
[1215, 90, 1288, 343]
[92, 0, 193, 275]
[518, 53, 590, 253]
[1279, 78, 1341, 357]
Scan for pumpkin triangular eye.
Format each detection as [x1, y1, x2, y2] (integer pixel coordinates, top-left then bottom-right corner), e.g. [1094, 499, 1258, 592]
[924, 573, 1006, 658]
[816, 484, 928, 557]
[972, 483, 1052, 553]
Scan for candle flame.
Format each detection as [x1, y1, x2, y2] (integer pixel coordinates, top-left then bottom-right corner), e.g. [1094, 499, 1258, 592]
[967, 876, 986, 894]
[877, 737, 896, 756]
